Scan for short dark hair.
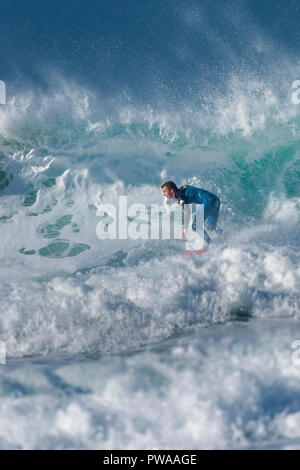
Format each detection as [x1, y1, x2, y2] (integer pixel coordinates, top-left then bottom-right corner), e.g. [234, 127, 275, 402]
[161, 181, 177, 191]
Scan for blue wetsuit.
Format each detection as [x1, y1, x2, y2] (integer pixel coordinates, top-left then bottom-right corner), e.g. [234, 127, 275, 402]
[175, 185, 220, 245]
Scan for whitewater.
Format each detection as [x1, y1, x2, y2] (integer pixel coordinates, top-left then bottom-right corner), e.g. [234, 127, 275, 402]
[0, 0, 300, 449]
[0, 78, 299, 449]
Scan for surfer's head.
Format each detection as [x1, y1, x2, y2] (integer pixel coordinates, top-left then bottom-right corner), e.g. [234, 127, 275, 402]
[161, 181, 177, 199]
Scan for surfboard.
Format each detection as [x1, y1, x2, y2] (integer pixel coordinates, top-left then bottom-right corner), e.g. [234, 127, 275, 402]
[181, 247, 209, 256]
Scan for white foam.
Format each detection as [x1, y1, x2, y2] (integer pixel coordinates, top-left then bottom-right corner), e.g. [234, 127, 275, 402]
[1, 320, 300, 449]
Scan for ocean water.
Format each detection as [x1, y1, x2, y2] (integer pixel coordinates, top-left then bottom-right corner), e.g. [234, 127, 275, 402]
[0, 0, 300, 449]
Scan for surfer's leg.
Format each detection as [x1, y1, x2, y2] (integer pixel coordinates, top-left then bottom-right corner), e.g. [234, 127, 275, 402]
[203, 229, 212, 245]
[205, 197, 220, 232]
[190, 198, 220, 246]
[192, 210, 212, 245]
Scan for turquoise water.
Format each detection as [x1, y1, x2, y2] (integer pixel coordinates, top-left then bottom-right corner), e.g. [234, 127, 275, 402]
[0, 82, 299, 449]
[1, 0, 300, 447]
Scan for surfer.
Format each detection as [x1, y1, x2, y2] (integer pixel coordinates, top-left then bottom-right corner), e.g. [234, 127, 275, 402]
[161, 181, 221, 245]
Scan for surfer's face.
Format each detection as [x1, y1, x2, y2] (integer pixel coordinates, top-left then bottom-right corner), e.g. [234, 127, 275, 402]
[161, 186, 175, 199]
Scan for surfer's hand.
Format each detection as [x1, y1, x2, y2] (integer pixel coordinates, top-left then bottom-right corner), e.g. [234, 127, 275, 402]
[182, 229, 187, 239]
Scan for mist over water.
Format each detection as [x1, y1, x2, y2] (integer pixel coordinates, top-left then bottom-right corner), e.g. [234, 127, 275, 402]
[1, 0, 300, 102]
[0, 0, 300, 450]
